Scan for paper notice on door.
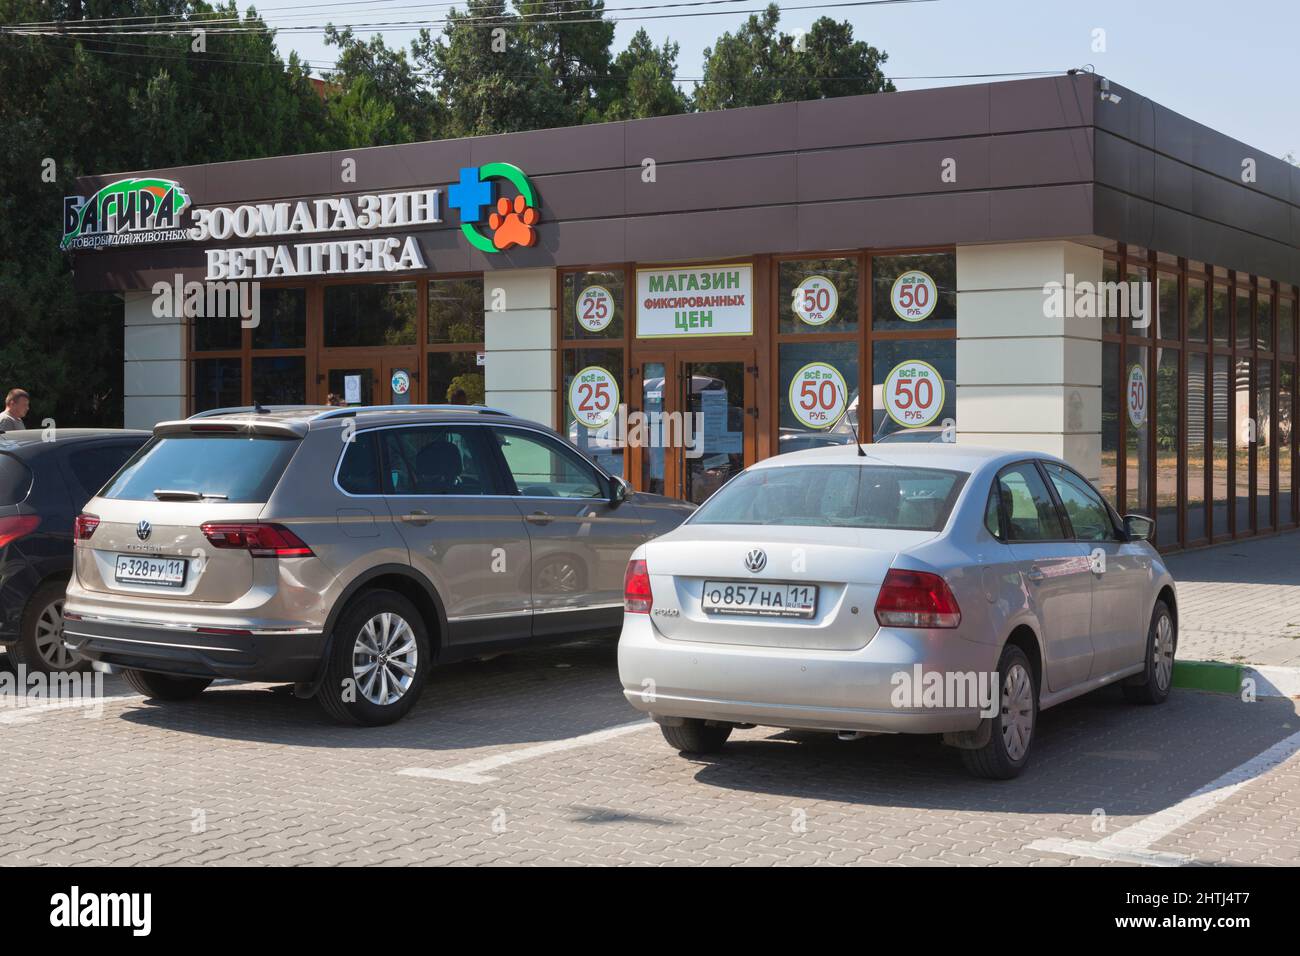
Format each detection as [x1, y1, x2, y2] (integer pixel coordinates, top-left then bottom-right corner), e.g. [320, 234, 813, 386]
[344, 374, 361, 404]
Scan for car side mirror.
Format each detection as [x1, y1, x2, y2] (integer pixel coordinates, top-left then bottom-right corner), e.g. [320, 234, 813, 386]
[1123, 514, 1154, 541]
[609, 475, 631, 507]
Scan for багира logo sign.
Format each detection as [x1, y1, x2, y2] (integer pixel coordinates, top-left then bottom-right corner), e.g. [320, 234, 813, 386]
[447, 163, 539, 253]
[61, 178, 192, 251]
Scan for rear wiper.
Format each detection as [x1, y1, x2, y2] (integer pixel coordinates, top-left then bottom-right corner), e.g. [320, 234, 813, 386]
[152, 489, 229, 501]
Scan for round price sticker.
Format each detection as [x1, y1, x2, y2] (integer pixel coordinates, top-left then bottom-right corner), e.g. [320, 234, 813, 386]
[569, 365, 619, 429]
[890, 270, 938, 322]
[576, 285, 615, 333]
[788, 362, 849, 429]
[882, 360, 945, 428]
[1126, 364, 1147, 428]
[792, 275, 839, 326]
[390, 369, 410, 396]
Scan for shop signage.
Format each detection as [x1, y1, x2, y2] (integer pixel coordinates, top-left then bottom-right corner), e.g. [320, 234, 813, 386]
[789, 362, 849, 429]
[636, 265, 753, 338]
[391, 369, 411, 396]
[447, 163, 539, 254]
[792, 275, 839, 326]
[890, 270, 938, 322]
[576, 285, 616, 332]
[1126, 364, 1147, 428]
[61, 178, 192, 251]
[569, 366, 619, 429]
[882, 359, 945, 428]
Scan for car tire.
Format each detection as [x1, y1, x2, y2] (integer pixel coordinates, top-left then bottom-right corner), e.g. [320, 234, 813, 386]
[122, 669, 213, 701]
[1123, 600, 1176, 705]
[317, 589, 430, 727]
[961, 643, 1038, 780]
[11, 580, 88, 675]
[660, 719, 732, 755]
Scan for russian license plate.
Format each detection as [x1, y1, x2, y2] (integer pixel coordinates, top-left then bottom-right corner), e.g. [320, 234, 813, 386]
[701, 581, 818, 618]
[114, 554, 187, 587]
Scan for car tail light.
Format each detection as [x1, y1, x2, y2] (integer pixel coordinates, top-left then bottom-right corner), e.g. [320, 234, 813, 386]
[874, 568, 961, 628]
[624, 559, 652, 614]
[0, 514, 40, 548]
[73, 513, 99, 541]
[200, 522, 314, 558]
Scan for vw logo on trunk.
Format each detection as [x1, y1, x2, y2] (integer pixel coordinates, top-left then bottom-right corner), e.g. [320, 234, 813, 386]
[136, 520, 152, 541]
[744, 549, 767, 573]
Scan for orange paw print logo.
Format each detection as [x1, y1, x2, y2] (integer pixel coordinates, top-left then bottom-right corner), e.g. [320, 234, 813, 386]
[487, 195, 538, 250]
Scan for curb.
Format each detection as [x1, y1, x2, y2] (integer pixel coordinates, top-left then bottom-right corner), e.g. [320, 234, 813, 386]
[1174, 660, 1300, 698]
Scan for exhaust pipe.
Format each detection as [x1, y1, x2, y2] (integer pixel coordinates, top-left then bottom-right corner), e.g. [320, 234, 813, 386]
[837, 730, 869, 741]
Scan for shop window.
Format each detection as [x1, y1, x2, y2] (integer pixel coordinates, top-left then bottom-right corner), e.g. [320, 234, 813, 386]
[1126, 263, 1150, 337]
[1124, 345, 1151, 516]
[1155, 349, 1179, 546]
[252, 288, 306, 349]
[1099, 342, 1120, 508]
[1258, 363, 1273, 529]
[563, 270, 626, 341]
[778, 258, 860, 334]
[192, 312, 241, 352]
[1235, 287, 1252, 350]
[1102, 257, 1121, 336]
[192, 358, 241, 412]
[251, 356, 306, 405]
[323, 282, 417, 347]
[1187, 276, 1207, 343]
[871, 254, 955, 333]
[1281, 363, 1295, 524]
[1235, 358, 1251, 532]
[1212, 354, 1230, 534]
[427, 351, 483, 405]
[1186, 353, 1207, 543]
[428, 277, 484, 345]
[1280, 296, 1295, 355]
[561, 347, 625, 478]
[1156, 273, 1179, 340]
[1212, 284, 1231, 346]
[1256, 288, 1273, 352]
[871, 339, 955, 442]
[777, 340, 859, 453]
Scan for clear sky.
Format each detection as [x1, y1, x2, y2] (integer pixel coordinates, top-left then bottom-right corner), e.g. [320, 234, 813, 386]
[250, 0, 1298, 159]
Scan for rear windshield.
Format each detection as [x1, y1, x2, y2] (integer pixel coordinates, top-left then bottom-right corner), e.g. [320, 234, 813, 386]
[101, 434, 299, 503]
[689, 464, 967, 531]
[0, 454, 32, 506]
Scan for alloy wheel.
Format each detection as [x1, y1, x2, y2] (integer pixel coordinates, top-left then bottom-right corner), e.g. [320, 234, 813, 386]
[33, 598, 75, 670]
[1154, 614, 1175, 691]
[1000, 662, 1034, 761]
[351, 612, 419, 706]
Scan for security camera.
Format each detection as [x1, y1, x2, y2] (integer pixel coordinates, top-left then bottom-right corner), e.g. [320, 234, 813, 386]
[1098, 78, 1122, 105]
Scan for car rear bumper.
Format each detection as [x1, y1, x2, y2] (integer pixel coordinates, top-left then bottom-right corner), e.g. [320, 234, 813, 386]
[617, 613, 992, 735]
[62, 612, 325, 682]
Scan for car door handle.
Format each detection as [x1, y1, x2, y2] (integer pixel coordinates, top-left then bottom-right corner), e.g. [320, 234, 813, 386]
[401, 510, 433, 526]
[525, 512, 553, 525]
[1026, 567, 1046, 583]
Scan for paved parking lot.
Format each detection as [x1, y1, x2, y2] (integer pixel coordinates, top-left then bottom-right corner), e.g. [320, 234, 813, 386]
[2, 532, 1298, 867]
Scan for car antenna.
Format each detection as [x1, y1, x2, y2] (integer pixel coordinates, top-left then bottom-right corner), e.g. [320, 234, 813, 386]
[856, 434, 867, 457]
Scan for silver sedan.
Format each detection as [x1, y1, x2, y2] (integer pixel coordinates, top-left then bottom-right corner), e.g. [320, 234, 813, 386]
[618, 444, 1177, 779]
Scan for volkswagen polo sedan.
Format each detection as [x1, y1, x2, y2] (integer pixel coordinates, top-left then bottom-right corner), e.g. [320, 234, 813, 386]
[617, 444, 1177, 779]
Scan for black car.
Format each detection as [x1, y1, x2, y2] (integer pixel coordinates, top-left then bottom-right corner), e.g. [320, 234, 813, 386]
[0, 429, 149, 673]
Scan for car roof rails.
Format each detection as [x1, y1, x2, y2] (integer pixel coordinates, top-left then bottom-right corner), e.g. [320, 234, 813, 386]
[188, 405, 328, 419]
[312, 404, 512, 421]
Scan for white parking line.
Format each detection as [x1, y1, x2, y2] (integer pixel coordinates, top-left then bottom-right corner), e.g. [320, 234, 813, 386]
[1031, 728, 1300, 866]
[398, 719, 655, 784]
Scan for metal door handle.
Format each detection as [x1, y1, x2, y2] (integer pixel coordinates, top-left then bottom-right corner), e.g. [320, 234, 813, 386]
[1026, 567, 1046, 583]
[401, 510, 433, 526]
[525, 512, 553, 525]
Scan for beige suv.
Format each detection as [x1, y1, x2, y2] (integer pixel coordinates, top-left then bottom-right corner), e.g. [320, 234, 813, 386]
[63, 405, 693, 725]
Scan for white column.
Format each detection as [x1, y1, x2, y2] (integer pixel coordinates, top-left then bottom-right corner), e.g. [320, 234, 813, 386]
[955, 241, 1103, 480]
[482, 268, 558, 428]
[123, 290, 186, 429]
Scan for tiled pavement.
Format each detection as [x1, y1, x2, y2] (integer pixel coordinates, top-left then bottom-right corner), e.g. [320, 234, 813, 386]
[1, 530, 1297, 867]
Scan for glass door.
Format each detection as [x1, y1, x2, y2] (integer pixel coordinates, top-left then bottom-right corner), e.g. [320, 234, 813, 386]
[322, 363, 379, 407]
[636, 351, 755, 504]
[320, 355, 420, 406]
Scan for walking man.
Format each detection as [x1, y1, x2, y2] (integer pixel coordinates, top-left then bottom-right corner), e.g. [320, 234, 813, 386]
[0, 389, 29, 432]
